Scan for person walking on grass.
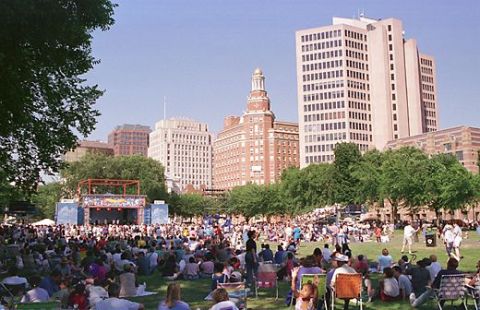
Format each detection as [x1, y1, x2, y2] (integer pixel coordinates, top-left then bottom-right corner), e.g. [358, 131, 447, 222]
[401, 222, 418, 254]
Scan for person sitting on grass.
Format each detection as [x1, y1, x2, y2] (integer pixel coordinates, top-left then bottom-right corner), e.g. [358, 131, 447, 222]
[183, 257, 200, 280]
[379, 267, 400, 301]
[158, 283, 190, 310]
[67, 283, 89, 310]
[291, 266, 318, 310]
[211, 262, 228, 291]
[20, 275, 49, 303]
[377, 248, 393, 272]
[209, 288, 238, 310]
[406, 258, 433, 307]
[96, 283, 144, 310]
[392, 266, 412, 300]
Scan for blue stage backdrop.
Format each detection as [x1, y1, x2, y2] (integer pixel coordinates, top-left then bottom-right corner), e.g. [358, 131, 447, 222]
[56, 203, 79, 224]
[150, 204, 169, 224]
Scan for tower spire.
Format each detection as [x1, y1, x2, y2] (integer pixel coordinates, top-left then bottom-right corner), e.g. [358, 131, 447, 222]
[251, 68, 265, 91]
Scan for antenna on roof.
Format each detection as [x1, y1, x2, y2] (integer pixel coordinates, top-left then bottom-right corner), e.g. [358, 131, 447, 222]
[163, 96, 167, 121]
[360, 9, 365, 17]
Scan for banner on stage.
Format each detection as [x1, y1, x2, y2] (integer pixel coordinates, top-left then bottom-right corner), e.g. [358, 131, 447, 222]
[151, 204, 169, 224]
[83, 195, 145, 208]
[56, 203, 79, 224]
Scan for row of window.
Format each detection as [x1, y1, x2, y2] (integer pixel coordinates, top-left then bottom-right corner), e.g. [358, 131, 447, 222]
[423, 101, 436, 109]
[348, 100, 370, 111]
[422, 84, 435, 92]
[304, 112, 346, 123]
[301, 29, 342, 42]
[302, 60, 343, 72]
[302, 50, 343, 62]
[420, 58, 433, 67]
[421, 75, 434, 84]
[346, 70, 368, 80]
[346, 49, 366, 61]
[349, 110, 371, 121]
[302, 70, 343, 82]
[345, 29, 367, 41]
[421, 67, 433, 75]
[350, 132, 371, 142]
[349, 121, 371, 131]
[305, 132, 347, 145]
[303, 80, 344, 92]
[303, 90, 344, 102]
[304, 100, 346, 112]
[347, 90, 368, 101]
[305, 155, 334, 164]
[423, 93, 435, 100]
[347, 80, 368, 91]
[345, 39, 366, 51]
[304, 122, 344, 133]
[346, 59, 367, 71]
[301, 40, 342, 52]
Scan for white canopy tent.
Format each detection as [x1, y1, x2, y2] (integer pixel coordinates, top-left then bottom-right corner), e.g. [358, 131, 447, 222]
[31, 218, 55, 226]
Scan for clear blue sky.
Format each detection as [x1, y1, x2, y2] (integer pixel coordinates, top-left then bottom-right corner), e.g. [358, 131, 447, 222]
[85, 0, 480, 141]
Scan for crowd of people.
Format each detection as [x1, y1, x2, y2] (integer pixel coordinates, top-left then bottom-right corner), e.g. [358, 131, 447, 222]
[0, 217, 477, 310]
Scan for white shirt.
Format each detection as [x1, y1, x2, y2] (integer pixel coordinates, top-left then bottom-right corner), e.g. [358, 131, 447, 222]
[209, 300, 238, 310]
[96, 297, 141, 310]
[149, 252, 159, 268]
[383, 278, 400, 297]
[87, 285, 109, 309]
[322, 248, 332, 262]
[428, 262, 442, 281]
[21, 287, 49, 303]
[404, 225, 415, 238]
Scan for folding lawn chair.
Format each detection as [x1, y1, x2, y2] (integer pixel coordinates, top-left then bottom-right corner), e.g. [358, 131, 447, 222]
[433, 274, 467, 310]
[255, 262, 278, 299]
[465, 284, 480, 310]
[332, 273, 362, 310]
[16, 300, 61, 310]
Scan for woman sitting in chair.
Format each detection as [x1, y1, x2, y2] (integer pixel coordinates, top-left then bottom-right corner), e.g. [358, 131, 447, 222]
[291, 267, 318, 310]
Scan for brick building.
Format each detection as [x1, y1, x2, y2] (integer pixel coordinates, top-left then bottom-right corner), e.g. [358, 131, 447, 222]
[108, 124, 151, 156]
[213, 69, 299, 190]
[64, 140, 114, 163]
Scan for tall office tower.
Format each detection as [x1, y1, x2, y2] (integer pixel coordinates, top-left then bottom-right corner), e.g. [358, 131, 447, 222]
[213, 69, 299, 190]
[296, 16, 439, 167]
[108, 124, 151, 156]
[148, 118, 213, 191]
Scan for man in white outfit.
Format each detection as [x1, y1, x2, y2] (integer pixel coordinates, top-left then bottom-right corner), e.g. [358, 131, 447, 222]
[401, 222, 417, 254]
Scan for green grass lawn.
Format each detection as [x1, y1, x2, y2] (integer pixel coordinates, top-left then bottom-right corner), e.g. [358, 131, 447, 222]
[129, 231, 480, 309]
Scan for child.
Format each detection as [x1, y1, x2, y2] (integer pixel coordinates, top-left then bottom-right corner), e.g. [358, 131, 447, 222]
[291, 267, 318, 310]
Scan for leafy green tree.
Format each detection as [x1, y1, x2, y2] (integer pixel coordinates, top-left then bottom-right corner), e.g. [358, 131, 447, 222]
[226, 184, 267, 220]
[351, 149, 385, 206]
[0, 0, 116, 192]
[332, 143, 361, 205]
[61, 153, 167, 202]
[302, 164, 336, 210]
[380, 147, 430, 222]
[31, 182, 63, 219]
[424, 154, 476, 225]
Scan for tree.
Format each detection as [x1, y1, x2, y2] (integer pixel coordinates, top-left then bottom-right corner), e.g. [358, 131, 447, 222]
[32, 182, 63, 219]
[424, 154, 476, 225]
[380, 147, 430, 222]
[61, 153, 167, 202]
[332, 143, 361, 205]
[226, 184, 267, 220]
[351, 149, 385, 206]
[0, 0, 116, 192]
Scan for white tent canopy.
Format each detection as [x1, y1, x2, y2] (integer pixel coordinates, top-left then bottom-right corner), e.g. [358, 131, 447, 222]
[32, 218, 55, 226]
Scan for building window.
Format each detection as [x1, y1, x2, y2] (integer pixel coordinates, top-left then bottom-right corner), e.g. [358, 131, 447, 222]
[388, 25, 392, 32]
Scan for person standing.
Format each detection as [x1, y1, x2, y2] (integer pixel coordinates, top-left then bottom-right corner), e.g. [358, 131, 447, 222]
[245, 230, 258, 288]
[453, 223, 463, 260]
[401, 222, 417, 254]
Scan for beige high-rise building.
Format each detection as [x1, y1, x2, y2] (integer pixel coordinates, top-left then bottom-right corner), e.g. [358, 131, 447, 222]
[148, 118, 213, 191]
[296, 16, 439, 167]
[213, 69, 299, 190]
[64, 140, 114, 163]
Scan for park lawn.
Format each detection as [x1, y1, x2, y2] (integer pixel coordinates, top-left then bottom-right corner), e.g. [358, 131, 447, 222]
[129, 231, 480, 309]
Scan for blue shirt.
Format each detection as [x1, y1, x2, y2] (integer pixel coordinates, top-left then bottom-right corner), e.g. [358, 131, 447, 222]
[39, 276, 59, 297]
[158, 300, 190, 310]
[274, 250, 285, 265]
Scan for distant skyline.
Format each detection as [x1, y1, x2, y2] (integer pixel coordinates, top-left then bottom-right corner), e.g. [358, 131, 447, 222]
[85, 0, 480, 141]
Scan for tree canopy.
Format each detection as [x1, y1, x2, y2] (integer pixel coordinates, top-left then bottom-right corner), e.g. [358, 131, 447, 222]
[61, 153, 168, 202]
[0, 0, 116, 192]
